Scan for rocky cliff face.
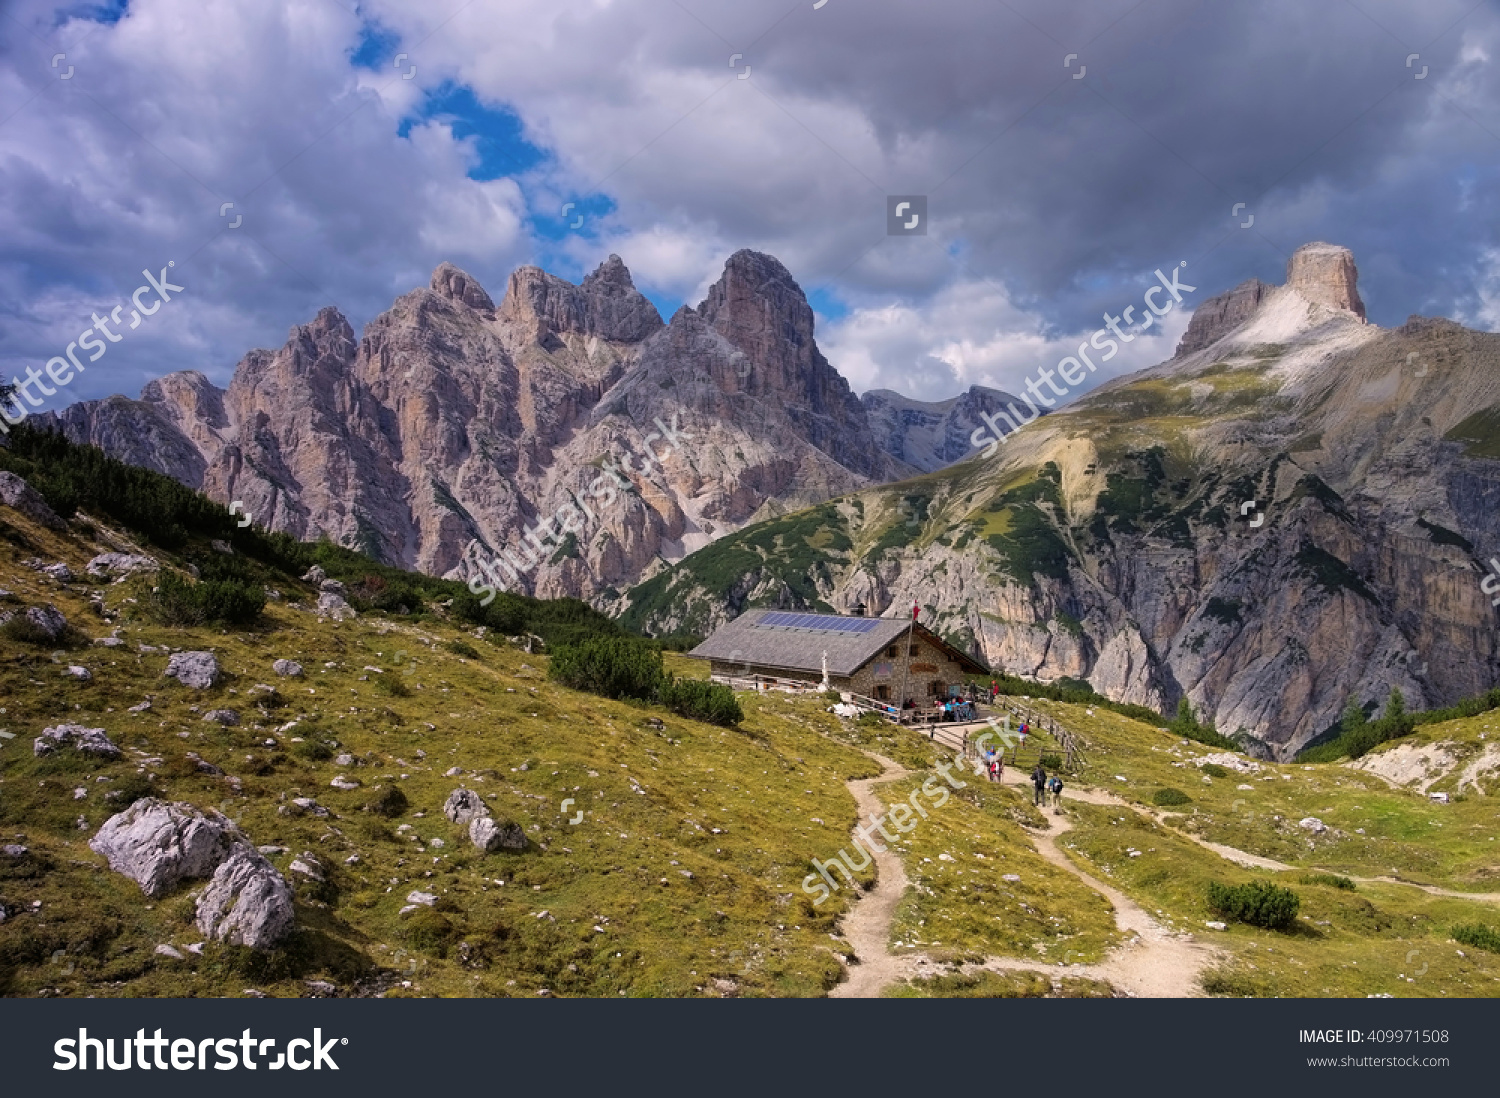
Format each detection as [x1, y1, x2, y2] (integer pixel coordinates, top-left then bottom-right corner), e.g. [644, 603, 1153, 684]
[861, 385, 1029, 473]
[39, 252, 910, 599]
[624, 243, 1500, 759]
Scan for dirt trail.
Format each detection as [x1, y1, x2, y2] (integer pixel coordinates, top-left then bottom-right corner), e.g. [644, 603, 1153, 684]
[828, 753, 1221, 998]
[827, 751, 913, 999]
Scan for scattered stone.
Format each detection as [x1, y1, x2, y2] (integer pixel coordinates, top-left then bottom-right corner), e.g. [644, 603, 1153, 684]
[317, 592, 357, 621]
[210, 539, 234, 555]
[335, 753, 355, 768]
[0, 471, 64, 528]
[95, 636, 124, 647]
[186, 754, 223, 776]
[470, 817, 527, 853]
[86, 553, 158, 581]
[243, 989, 267, 999]
[287, 797, 329, 818]
[195, 846, 295, 950]
[154, 944, 185, 960]
[40, 563, 74, 583]
[1205, 921, 1227, 930]
[89, 799, 235, 897]
[186, 942, 204, 955]
[272, 659, 304, 678]
[21, 605, 69, 642]
[1002, 873, 1020, 882]
[444, 766, 463, 777]
[330, 776, 360, 791]
[164, 651, 221, 690]
[34, 723, 121, 759]
[429, 838, 445, 849]
[1237, 784, 1254, 791]
[301, 565, 326, 584]
[1429, 792, 1450, 803]
[319, 578, 348, 597]
[202, 709, 239, 726]
[444, 788, 490, 826]
[288, 852, 325, 881]
[406, 890, 437, 906]
[304, 980, 337, 998]
[1, 844, 28, 858]
[73, 788, 87, 801]
[344, 854, 360, 866]
[1298, 817, 1327, 833]
[65, 665, 91, 681]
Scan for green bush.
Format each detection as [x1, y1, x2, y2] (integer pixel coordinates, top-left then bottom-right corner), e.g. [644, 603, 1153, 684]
[1207, 880, 1300, 930]
[106, 774, 156, 808]
[1152, 787, 1192, 806]
[1039, 753, 1063, 771]
[147, 570, 264, 627]
[1200, 763, 1229, 778]
[1452, 923, 1500, 954]
[547, 635, 664, 701]
[0, 615, 65, 646]
[444, 640, 481, 660]
[370, 671, 411, 697]
[292, 738, 335, 762]
[659, 677, 743, 727]
[1298, 872, 1355, 891]
[364, 784, 409, 818]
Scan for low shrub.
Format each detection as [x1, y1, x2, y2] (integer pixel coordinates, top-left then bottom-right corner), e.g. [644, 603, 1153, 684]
[1207, 880, 1300, 930]
[364, 784, 409, 818]
[292, 738, 335, 762]
[1152, 787, 1192, 806]
[659, 676, 742, 727]
[1298, 872, 1356, 891]
[1452, 923, 1500, 954]
[1040, 753, 1063, 771]
[547, 635, 664, 702]
[147, 570, 265, 627]
[444, 640, 481, 660]
[1200, 762, 1229, 778]
[105, 774, 156, 808]
[370, 671, 411, 697]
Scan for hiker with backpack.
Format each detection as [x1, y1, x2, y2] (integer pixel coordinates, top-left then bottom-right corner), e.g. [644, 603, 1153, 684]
[1049, 774, 1064, 808]
[1031, 763, 1047, 806]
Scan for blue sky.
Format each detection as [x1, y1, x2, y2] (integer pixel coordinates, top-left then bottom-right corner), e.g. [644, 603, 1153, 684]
[1, 0, 1498, 405]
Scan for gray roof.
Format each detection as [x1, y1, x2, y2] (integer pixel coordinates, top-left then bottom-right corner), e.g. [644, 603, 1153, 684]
[687, 609, 987, 677]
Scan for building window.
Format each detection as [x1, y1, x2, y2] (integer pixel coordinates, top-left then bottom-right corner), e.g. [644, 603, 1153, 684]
[909, 645, 919, 656]
[875, 684, 890, 700]
[886, 646, 897, 658]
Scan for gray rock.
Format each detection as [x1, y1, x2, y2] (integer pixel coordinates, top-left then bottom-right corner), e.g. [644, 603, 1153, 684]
[86, 553, 158, 581]
[319, 578, 348, 597]
[304, 979, 337, 997]
[95, 636, 125, 647]
[1298, 817, 1327, 833]
[22, 604, 68, 642]
[316, 591, 357, 621]
[195, 846, 295, 950]
[164, 651, 220, 689]
[301, 565, 327, 584]
[210, 539, 234, 555]
[89, 799, 236, 897]
[0, 471, 64, 529]
[288, 852, 325, 881]
[334, 753, 355, 767]
[154, 943, 185, 960]
[34, 723, 121, 759]
[127, 700, 152, 713]
[470, 816, 527, 853]
[405, 890, 436, 906]
[65, 665, 91, 681]
[272, 659, 303, 678]
[443, 787, 490, 826]
[40, 562, 74, 583]
[288, 797, 329, 817]
[1, 844, 28, 858]
[202, 709, 239, 725]
[330, 776, 360, 791]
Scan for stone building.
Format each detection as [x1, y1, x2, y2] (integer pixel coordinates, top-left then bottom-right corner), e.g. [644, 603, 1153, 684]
[687, 609, 988, 704]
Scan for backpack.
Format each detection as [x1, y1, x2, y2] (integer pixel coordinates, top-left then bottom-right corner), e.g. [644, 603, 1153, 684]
[1050, 777, 1062, 793]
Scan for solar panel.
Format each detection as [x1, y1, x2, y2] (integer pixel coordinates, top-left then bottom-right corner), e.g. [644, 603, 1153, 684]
[757, 611, 884, 634]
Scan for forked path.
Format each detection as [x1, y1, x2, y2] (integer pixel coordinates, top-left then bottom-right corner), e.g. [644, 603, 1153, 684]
[828, 754, 1221, 998]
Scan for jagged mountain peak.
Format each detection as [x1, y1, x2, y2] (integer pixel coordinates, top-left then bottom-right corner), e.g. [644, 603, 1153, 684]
[1286, 241, 1365, 319]
[430, 262, 496, 313]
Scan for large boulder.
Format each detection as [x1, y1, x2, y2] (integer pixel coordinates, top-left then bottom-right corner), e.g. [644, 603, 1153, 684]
[4, 604, 69, 642]
[0, 472, 63, 529]
[34, 723, 121, 760]
[272, 659, 303, 678]
[443, 788, 489, 826]
[316, 592, 357, 621]
[89, 799, 236, 897]
[164, 651, 220, 689]
[194, 846, 295, 949]
[86, 553, 158, 581]
[470, 816, 527, 853]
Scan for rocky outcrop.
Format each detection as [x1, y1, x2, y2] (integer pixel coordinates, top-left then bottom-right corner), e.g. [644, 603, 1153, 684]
[89, 799, 236, 897]
[272, 659, 303, 677]
[194, 846, 295, 949]
[164, 651, 220, 689]
[46, 252, 906, 602]
[443, 787, 488, 826]
[1175, 278, 1273, 357]
[1286, 242, 1365, 319]
[34, 723, 121, 759]
[862, 386, 1030, 472]
[86, 553, 158, 580]
[0, 471, 63, 529]
[470, 816, 527, 853]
